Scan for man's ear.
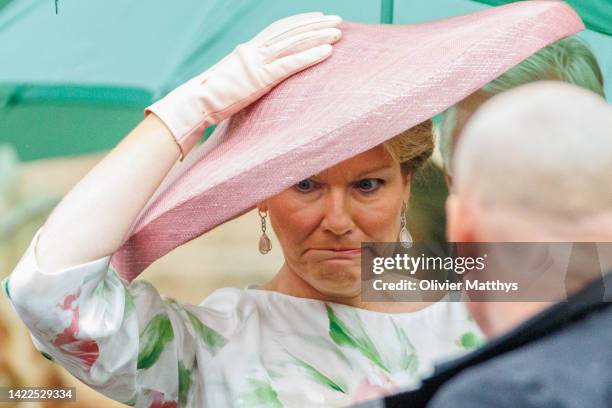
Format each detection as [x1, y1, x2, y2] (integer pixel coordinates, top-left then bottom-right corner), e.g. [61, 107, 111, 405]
[446, 194, 475, 242]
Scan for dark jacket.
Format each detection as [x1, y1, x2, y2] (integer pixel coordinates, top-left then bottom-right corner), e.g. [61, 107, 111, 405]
[355, 271, 612, 408]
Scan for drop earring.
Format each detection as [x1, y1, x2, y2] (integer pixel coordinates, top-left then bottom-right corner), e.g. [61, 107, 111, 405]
[258, 209, 272, 254]
[399, 202, 413, 249]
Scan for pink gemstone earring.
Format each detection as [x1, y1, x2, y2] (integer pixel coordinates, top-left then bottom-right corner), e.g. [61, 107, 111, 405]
[258, 209, 272, 254]
[399, 201, 413, 249]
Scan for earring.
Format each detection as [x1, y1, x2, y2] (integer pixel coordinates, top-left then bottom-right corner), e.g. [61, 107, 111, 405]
[258, 209, 272, 254]
[399, 202, 413, 249]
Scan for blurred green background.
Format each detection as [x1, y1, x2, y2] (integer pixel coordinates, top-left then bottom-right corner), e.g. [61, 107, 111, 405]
[0, 0, 610, 162]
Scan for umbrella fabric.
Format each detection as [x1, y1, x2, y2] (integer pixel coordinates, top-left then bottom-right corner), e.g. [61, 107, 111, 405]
[0, 0, 382, 160]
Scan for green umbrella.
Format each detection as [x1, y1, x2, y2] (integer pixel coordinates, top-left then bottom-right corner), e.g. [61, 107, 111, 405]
[0, 0, 383, 161]
[0, 0, 609, 161]
[392, 1, 611, 100]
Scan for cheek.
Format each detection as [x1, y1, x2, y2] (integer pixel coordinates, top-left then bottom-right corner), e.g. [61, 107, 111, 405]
[356, 185, 406, 239]
[356, 200, 401, 239]
[268, 194, 320, 244]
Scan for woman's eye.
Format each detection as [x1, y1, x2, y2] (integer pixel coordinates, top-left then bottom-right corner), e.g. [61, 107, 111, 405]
[294, 179, 317, 192]
[356, 178, 383, 193]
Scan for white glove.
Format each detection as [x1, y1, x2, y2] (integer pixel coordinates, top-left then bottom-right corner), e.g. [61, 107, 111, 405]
[146, 12, 342, 161]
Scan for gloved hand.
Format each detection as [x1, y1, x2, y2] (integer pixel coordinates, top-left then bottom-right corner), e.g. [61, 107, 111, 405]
[146, 12, 342, 161]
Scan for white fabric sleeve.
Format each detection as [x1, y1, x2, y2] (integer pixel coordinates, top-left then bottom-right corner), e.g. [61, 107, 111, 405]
[2, 227, 230, 407]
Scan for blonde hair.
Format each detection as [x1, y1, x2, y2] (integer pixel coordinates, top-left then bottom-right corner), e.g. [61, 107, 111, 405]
[439, 36, 605, 175]
[383, 119, 434, 176]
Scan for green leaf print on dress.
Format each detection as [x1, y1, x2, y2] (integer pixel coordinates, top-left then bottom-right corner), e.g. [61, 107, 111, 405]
[459, 331, 485, 349]
[235, 379, 283, 408]
[286, 350, 347, 393]
[326, 305, 420, 376]
[391, 320, 418, 373]
[178, 361, 191, 407]
[137, 313, 175, 370]
[326, 305, 387, 371]
[1, 277, 10, 299]
[40, 350, 54, 361]
[123, 285, 135, 317]
[186, 310, 225, 352]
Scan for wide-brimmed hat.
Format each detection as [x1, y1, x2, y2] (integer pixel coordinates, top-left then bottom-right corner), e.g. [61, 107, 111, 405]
[111, 1, 582, 281]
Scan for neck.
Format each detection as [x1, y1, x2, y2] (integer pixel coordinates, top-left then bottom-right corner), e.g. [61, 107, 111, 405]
[481, 265, 608, 337]
[259, 262, 434, 313]
[485, 302, 553, 337]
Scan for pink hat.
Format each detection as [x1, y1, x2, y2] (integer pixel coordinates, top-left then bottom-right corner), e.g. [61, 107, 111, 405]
[111, 1, 583, 281]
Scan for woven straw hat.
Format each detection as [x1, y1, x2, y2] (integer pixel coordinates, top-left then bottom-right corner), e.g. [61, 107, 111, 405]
[112, 1, 583, 281]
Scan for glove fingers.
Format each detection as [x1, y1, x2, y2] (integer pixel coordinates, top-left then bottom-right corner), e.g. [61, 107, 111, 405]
[262, 15, 342, 46]
[266, 43, 333, 81]
[268, 11, 324, 26]
[265, 28, 341, 62]
[252, 12, 324, 42]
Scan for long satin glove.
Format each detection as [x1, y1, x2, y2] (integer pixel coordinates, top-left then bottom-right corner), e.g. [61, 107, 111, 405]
[146, 12, 342, 161]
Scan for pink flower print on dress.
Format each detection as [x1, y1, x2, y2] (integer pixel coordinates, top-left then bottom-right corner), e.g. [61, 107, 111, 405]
[52, 291, 100, 369]
[351, 377, 398, 404]
[351, 371, 400, 404]
[149, 390, 178, 408]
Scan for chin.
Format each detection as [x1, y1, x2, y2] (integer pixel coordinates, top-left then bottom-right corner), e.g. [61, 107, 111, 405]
[311, 264, 362, 298]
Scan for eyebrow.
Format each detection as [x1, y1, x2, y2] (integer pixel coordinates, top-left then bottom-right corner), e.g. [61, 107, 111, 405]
[354, 164, 395, 178]
[310, 164, 394, 181]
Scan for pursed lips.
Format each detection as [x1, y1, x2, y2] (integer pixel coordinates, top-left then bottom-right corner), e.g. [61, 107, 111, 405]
[311, 247, 362, 255]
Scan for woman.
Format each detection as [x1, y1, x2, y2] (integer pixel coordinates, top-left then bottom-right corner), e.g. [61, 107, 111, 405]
[4, 12, 481, 407]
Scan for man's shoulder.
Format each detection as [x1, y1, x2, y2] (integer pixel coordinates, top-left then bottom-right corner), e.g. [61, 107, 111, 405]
[428, 305, 612, 408]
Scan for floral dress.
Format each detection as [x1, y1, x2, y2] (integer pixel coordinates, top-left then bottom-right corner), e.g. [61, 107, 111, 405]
[3, 227, 484, 407]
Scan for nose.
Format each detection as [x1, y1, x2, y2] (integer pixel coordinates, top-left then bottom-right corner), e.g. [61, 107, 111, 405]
[320, 189, 354, 236]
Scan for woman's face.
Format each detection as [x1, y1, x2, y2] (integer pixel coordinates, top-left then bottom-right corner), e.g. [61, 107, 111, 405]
[259, 144, 410, 299]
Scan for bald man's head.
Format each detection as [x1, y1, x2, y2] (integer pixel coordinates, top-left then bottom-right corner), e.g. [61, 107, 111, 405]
[448, 81, 612, 242]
